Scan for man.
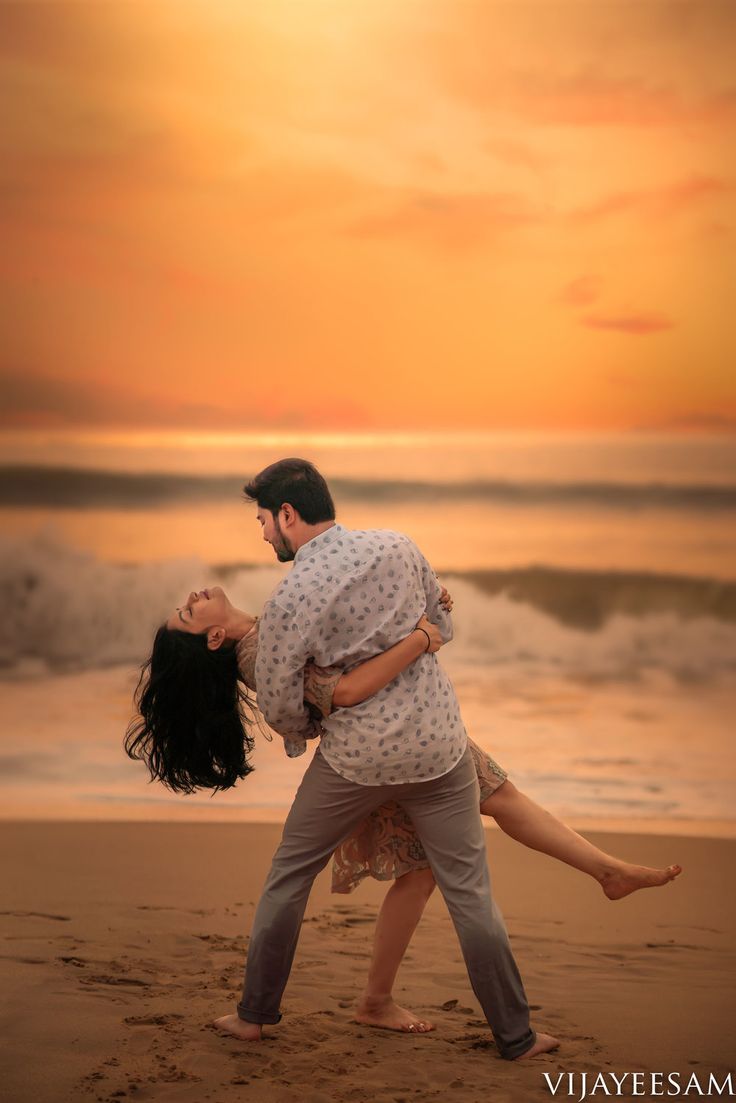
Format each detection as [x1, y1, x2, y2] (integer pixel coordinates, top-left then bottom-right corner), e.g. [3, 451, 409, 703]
[214, 458, 558, 1060]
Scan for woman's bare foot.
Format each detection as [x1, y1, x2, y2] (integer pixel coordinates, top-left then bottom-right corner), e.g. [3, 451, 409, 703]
[354, 995, 434, 1033]
[599, 862, 682, 901]
[212, 1013, 263, 1041]
[515, 1032, 560, 1059]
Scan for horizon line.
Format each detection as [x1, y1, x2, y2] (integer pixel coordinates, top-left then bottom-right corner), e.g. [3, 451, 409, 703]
[1, 426, 735, 447]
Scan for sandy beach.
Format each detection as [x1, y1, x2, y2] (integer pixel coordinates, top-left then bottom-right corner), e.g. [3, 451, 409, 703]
[1, 821, 733, 1103]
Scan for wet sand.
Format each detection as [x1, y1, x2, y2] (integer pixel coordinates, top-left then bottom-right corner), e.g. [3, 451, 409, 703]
[1, 822, 734, 1103]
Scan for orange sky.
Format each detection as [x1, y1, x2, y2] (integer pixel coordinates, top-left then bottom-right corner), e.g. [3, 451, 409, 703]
[1, 0, 734, 432]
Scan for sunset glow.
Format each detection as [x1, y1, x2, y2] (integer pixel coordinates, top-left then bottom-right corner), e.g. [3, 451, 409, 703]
[1, 0, 734, 432]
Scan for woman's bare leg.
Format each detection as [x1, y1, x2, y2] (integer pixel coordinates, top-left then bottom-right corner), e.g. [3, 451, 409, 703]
[481, 780, 682, 899]
[354, 867, 437, 1033]
[357, 781, 682, 1032]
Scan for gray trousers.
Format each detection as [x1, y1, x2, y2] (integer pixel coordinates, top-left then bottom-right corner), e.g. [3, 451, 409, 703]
[237, 745, 535, 1059]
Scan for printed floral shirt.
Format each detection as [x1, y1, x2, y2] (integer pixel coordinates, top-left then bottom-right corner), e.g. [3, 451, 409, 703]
[254, 523, 467, 786]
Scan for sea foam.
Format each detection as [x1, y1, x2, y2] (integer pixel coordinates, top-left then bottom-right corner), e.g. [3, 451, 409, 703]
[2, 532, 735, 682]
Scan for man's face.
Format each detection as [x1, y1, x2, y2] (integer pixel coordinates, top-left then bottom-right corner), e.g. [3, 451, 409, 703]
[257, 507, 295, 562]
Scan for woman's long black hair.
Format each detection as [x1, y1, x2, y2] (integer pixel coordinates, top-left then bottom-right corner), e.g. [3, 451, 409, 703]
[124, 626, 257, 794]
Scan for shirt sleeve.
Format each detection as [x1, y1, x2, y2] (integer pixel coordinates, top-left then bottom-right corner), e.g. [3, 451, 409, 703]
[415, 546, 454, 644]
[254, 598, 322, 756]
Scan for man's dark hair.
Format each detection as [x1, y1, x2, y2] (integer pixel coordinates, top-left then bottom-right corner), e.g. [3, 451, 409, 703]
[243, 458, 336, 523]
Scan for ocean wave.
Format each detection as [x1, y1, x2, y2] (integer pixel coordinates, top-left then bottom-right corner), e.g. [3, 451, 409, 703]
[442, 566, 736, 629]
[442, 579, 736, 684]
[2, 465, 736, 511]
[0, 532, 283, 676]
[2, 532, 735, 682]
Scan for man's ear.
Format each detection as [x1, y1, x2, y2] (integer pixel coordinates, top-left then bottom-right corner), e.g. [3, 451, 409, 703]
[280, 503, 297, 528]
[206, 626, 226, 651]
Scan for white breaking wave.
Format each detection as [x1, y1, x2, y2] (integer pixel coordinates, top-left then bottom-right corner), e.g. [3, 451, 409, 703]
[2, 532, 735, 682]
[0, 531, 283, 675]
[443, 578, 736, 683]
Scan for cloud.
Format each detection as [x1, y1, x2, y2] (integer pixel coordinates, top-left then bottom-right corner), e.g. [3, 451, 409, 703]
[0, 366, 371, 432]
[416, 2, 736, 129]
[581, 312, 674, 335]
[0, 368, 240, 430]
[559, 275, 602, 307]
[570, 176, 735, 223]
[699, 220, 733, 241]
[0, 4, 103, 70]
[646, 412, 736, 432]
[347, 189, 541, 249]
[499, 75, 736, 129]
[483, 137, 550, 173]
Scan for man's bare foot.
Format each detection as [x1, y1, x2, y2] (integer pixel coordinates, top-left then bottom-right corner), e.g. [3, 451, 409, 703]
[600, 862, 682, 901]
[212, 1013, 263, 1041]
[354, 995, 434, 1033]
[515, 1032, 560, 1059]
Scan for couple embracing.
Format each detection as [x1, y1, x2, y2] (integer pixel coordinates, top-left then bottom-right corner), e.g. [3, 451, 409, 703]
[127, 457, 680, 1062]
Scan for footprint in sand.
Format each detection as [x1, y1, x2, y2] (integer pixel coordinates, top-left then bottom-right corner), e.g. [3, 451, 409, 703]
[440, 1000, 475, 1014]
[153, 1065, 202, 1084]
[445, 1030, 495, 1051]
[81, 974, 152, 987]
[192, 932, 247, 952]
[123, 1013, 184, 1027]
[136, 905, 215, 916]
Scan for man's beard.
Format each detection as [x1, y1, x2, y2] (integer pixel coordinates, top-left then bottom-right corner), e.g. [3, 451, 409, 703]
[273, 517, 295, 562]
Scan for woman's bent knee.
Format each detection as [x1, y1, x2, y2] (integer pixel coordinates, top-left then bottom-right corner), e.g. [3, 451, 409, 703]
[393, 867, 437, 899]
[480, 779, 518, 816]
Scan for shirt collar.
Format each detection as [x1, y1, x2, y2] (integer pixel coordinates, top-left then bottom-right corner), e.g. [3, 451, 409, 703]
[293, 522, 344, 563]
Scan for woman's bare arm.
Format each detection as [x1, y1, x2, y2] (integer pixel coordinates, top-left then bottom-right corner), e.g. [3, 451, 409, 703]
[331, 616, 443, 709]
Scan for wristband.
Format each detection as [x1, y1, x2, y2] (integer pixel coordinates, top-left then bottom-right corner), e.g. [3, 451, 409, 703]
[416, 627, 432, 652]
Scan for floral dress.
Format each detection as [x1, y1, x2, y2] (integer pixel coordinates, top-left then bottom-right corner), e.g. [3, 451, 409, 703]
[236, 619, 509, 895]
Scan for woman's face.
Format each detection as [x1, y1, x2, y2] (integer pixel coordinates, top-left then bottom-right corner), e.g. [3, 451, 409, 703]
[166, 586, 232, 636]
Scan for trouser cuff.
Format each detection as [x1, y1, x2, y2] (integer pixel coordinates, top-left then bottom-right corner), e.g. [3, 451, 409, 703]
[501, 1028, 537, 1060]
[236, 1002, 282, 1025]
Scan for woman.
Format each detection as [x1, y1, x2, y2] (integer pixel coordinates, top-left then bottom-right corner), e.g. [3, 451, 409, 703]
[126, 585, 681, 1034]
